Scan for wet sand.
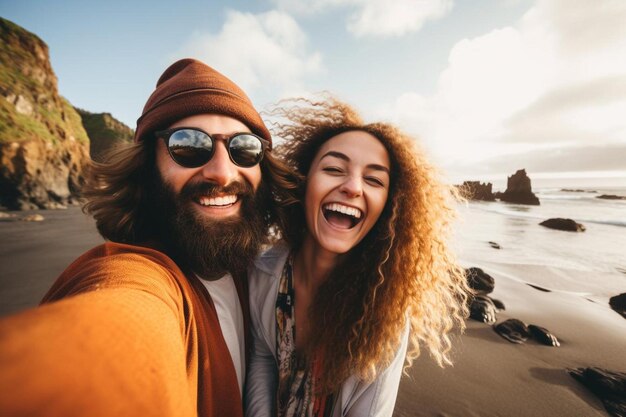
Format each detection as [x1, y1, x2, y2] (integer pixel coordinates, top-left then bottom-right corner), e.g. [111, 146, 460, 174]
[0, 207, 102, 316]
[1, 208, 624, 416]
[393, 263, 626, 416]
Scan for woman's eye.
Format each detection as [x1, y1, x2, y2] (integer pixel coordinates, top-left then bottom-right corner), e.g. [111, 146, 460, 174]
[322, 166, 343, 174]
[365, 177, 385, 187]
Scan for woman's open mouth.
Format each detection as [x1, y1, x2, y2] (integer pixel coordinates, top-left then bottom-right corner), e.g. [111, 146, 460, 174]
[322, 203, 363, 229]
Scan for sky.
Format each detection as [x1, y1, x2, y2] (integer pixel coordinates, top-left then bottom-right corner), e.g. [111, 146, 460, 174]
[2, 0, 625, 186]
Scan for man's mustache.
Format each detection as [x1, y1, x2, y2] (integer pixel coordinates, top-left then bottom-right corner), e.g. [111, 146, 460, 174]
[179, 180, 253, 200]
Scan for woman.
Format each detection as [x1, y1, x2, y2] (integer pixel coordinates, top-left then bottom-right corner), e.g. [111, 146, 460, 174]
[246, 97, 470, 417]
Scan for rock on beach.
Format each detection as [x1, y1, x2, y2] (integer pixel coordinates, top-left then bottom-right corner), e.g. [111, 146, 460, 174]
[539, 218, 585, 232]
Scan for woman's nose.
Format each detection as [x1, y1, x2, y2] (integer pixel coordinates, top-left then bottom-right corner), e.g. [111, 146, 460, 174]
[339, 176, 363, 198]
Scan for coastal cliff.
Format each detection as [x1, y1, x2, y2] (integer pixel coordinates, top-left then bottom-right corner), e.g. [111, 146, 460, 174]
[76, 109, 133, 162]
[0, 18, 133, 210]
[0, 17, 90, 209]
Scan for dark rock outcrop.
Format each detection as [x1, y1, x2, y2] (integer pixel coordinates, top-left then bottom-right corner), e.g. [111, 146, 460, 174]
[493, 319, 531, 344]
[491, 298, 506, 310]
[466, 267, 500, 323]
[539, 218, 586, 232]
[0, 18, 90, 210]
[469, 294, 497, 324]
[609, 293, 626, 319]
[597, 194, 626, 200]
[528, 324, 560, 347]
[494, 319, 559, 346]
[488, 241, 501, 249]
[569, 367, 626, 417]
[76, 109, 133, 162]
[498, 169, 540, 205]
[465, 267, 495, 294]
[458, 181, 496, 201]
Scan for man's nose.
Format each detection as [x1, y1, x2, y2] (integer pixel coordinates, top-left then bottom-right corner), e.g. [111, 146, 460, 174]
[200, 141, 238, 186]
[339, 176, 363, 198]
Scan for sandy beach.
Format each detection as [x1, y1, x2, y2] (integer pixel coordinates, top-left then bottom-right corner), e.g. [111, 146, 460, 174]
[0, 205, 625, 416]
[0, 207, 103, 316]
[394, 262, 626, 417]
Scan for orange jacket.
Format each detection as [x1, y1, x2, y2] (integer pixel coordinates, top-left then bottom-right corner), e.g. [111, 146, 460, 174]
[0, 242, 248, 417]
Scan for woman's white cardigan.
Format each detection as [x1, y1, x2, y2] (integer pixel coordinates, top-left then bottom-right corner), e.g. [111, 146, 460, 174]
[245, 243, 409, 417]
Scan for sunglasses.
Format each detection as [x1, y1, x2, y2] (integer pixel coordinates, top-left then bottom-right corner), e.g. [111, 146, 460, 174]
[155, 127, 270, 168]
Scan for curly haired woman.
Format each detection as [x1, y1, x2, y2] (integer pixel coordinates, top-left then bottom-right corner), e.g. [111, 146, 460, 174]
[245, 96, 470, 417]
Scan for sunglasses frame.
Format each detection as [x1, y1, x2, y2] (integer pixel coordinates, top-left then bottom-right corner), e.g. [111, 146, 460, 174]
[155, 127, 270, 168]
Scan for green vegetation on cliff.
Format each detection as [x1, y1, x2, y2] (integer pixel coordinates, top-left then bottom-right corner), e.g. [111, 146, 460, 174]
[76, 109, 134, 161]
[0, 17, 92, 210]
[0, 17, 88, 145]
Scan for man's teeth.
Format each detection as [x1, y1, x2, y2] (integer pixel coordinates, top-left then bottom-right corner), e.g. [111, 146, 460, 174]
[198, 195, 237, 207]
[323, 203, 362, 219]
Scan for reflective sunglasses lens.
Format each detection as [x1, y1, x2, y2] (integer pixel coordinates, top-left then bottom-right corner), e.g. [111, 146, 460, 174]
[168, 129, 213, 167]
[229, 134, 264, 167]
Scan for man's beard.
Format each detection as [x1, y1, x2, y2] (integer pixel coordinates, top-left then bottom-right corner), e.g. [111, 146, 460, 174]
[148, 173, 271, 279]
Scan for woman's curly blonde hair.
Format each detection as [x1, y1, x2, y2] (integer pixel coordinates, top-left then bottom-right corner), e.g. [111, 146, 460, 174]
[268, 95, 471, 393]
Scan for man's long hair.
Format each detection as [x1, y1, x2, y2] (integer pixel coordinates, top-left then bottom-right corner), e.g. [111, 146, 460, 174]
[82, 138, 297, 246]
[270, 95, 471, 393]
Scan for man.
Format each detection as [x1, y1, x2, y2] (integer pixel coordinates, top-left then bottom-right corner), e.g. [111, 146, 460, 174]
[0, 59, 293, 417]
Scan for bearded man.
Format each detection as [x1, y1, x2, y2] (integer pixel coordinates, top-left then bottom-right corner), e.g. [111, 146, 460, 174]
[0, 59, 294, 417]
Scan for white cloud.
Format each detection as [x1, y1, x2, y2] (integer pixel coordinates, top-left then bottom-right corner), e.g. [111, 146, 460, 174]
[348, 0, 453, 37]
[377, 0, 626, 177]
[271, 0, 453, 37]
[173, 10, 323, 103]
[271, 0, 355, 15]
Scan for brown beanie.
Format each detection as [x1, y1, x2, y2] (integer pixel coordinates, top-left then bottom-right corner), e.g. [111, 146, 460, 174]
[135, 58, 271, 145]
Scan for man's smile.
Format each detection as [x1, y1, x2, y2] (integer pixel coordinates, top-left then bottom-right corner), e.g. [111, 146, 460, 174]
[197, 194, 238, 207]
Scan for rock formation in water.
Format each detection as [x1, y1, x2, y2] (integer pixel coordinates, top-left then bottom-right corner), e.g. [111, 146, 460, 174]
[76, 109, 133, 162]
[497, 169, 540, 205]
[596, 194, 626, 200]
[458, 181, 496, 201]
[0, 18, 90, 210]
[609, 293, 626, 319]
[539, 218, 586, 232]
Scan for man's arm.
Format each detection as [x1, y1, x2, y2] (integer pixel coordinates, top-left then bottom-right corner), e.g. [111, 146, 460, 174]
[0, 252, 196, 417]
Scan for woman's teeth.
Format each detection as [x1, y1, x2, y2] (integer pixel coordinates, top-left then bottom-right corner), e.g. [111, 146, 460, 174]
[323, 203, 362, 219]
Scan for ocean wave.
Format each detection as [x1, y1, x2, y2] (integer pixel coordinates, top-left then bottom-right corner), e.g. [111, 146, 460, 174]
[476, 205, 626, 228]
[582, 219, 626, 228]
[536, 194, 592, 200]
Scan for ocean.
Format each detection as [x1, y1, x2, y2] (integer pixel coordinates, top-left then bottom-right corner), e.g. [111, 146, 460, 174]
[455, 186, 626, 300]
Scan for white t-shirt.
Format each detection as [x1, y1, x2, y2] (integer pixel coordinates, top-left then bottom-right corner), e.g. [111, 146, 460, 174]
[199, 273, 245, 397]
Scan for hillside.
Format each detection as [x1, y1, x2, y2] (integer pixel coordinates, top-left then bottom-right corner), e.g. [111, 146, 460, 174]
[0, 18, 97, 209]
[76, 109, 133, 162]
